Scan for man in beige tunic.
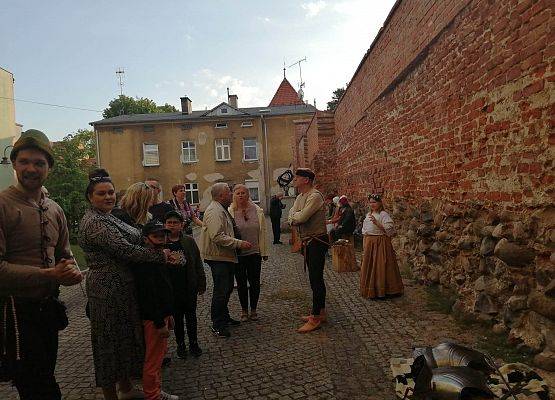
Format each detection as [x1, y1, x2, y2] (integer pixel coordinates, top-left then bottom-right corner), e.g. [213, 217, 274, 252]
[288, 168, 329, 333]
[0, 129, 82, 399]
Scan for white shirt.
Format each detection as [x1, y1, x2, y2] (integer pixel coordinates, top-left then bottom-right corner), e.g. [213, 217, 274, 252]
[362, 211, 396, 237]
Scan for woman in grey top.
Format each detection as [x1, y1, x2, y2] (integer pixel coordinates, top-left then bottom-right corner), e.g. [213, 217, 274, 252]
[228, 184, 269, 321]
[78, 169, 170, 400]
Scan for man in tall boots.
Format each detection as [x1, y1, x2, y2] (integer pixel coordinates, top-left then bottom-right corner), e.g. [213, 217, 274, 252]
[288, 168, 329, 333]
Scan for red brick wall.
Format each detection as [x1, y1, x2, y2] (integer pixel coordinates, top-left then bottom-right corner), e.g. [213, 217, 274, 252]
[333, 0, 553, 209]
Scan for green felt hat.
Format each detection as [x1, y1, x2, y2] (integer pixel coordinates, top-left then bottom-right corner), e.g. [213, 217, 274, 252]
[10, 129, 54, 167]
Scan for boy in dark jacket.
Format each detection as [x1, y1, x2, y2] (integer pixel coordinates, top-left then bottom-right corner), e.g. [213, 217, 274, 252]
[134, 221, 178, 400]
[164, 211, 207, 359]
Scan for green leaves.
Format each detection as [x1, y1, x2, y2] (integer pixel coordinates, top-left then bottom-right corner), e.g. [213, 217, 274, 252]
[102, 95, 178, 118]
[326, 87, 346, 112]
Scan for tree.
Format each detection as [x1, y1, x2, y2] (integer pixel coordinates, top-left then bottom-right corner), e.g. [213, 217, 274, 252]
[102, 95, 177, 118]
[326, 87, 346, 112]
[45, 129, 96, 240]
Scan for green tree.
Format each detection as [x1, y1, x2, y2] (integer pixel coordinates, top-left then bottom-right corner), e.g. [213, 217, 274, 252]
[102, 95, 177, 118]
[45, 129, 96, 240]
[326, 87, 346, 112]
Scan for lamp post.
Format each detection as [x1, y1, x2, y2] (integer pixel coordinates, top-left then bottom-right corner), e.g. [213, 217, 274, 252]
[0, 145, 14, 165]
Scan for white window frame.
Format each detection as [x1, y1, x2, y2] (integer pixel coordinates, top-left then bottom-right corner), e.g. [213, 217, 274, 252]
[181, 141, 197, 163]
[215, 122, 228, 129]
[241, 121, 253, 128]
[215, 138, 231, 161]
[243, 138, 258, 161]
[185, 183, 199, 205]
[142, 143, 159, 167]
[245, 180, 260, 203]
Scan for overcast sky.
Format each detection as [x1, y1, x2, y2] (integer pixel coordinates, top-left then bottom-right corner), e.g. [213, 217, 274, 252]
[1, 0, 396, 141]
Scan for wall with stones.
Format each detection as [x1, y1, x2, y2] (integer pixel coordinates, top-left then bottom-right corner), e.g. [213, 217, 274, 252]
[328, 0, 554, 367]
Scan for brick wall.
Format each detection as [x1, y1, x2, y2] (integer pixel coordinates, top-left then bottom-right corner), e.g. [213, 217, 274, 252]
[320, 0, 555, 360]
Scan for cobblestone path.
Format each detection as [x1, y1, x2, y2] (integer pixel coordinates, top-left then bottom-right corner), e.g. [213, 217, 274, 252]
[1, 229, 465, 399]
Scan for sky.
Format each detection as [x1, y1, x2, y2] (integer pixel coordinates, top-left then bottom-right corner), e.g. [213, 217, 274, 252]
[1, 0, 397, 141]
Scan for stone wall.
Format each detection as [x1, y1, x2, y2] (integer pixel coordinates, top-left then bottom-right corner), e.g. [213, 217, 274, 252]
[323, 0, 554, 368]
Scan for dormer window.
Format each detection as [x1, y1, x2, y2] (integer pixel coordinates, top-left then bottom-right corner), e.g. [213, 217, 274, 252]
[215, 123, 228, 129]
[220, 108, 228, 114]
[241, 121, 253, 128]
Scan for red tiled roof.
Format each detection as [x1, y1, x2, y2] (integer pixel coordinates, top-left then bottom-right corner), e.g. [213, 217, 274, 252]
[269, 78, 304, 107]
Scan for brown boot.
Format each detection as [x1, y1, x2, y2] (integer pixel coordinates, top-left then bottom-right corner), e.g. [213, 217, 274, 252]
[297, 316, 322, 333]
[301, 308, 327, 323]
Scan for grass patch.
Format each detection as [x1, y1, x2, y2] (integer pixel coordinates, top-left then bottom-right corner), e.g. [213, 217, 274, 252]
[424, 284, 534, 364]
[70, 244, 87, 270]
[425, 285, 457, 314]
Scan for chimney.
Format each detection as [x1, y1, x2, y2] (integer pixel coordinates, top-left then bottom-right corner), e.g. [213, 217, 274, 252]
[228, 94, 238, 109]
[180, 96, 192, 114]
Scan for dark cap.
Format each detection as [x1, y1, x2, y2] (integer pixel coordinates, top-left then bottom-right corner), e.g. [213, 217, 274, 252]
[142, 221, 171, 236]
[10, 129, 54, 167]
[295, 168, 315, 180]
[164, 210, 184, 222]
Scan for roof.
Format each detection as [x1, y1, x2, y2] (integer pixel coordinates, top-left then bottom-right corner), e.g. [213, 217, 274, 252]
[90, 103, 316, 126]
[268, 78, 305, 107]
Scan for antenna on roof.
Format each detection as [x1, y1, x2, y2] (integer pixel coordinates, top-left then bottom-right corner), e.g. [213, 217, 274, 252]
[287, 57, 307, 101]
[116, 68, 125, 96]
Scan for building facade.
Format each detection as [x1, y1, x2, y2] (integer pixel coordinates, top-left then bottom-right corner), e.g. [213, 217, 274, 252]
[0, 67, 21, 190]
[91, 80, 315, 211]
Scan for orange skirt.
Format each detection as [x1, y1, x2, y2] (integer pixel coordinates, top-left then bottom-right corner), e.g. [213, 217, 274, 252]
[360, 235, 404, 298]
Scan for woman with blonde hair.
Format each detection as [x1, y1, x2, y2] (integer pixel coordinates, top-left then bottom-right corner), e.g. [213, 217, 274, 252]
[360, 193, 404, 299]
[228, 184, 269, 321]
[112, 182, 155, 228]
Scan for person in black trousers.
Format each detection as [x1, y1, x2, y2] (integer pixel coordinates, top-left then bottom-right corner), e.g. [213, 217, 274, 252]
[269, 193, 285, 244]
[163, 211, 206, 358]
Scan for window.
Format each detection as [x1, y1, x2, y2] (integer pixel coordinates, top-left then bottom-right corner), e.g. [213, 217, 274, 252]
[245, 180, 260, 202]
[243, 138, 258, 161]
[181, 141, 197, 163]
[181, 124, 192, 130]
[113, 127, 123, 134]
[185, 183, 199, 204]
[241, 121, 253, 128]
[215, 122, 228, 129]
[143, 125, 155, 133]
[220, 108, 228, 114]
[142, 143, 159, 166]
[215, 138, 231, 161]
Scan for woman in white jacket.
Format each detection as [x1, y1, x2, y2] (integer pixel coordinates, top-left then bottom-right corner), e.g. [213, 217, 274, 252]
[229, 184, 269, 321]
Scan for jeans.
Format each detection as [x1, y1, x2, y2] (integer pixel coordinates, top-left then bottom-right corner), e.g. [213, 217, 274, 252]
[235, 254, 262, 311]
[305, 236, 328, 315]
[207, 261, 235, 330]
[4, 300, 62, 400]
[173, 292, 198, 346]
[271, 217, 281, 243]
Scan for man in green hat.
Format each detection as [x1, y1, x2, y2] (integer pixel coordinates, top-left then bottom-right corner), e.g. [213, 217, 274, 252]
[0, 129, 82, 399]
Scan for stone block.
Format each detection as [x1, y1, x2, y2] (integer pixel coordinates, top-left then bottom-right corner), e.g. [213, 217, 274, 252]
[528, 292, 555, 320]
[533, 351, 555, 371]
[474, 292, 498, 314]
[494, 238, 536, 267]
[480, 236, 497, 256]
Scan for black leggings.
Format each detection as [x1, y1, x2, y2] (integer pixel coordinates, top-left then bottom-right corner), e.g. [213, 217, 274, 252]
[173, 294, 198, 346]
[234, 254, 262, 311]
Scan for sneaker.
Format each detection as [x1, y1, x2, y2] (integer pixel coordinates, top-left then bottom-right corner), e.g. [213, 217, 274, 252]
[160, 391, 179, 400]
[189, 342, 203, 357]
[211, 326, 231, 338]
[176, 343, 187, 359]
[249, 310, 258, 321]
[118, 387, 145, 399]
[227, 317, 241, 326]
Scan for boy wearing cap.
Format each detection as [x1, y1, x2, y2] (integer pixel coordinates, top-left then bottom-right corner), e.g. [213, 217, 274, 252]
[288, 168, 329, 333]
[134, 221, 178, 400]
[163, 211, 206, 359]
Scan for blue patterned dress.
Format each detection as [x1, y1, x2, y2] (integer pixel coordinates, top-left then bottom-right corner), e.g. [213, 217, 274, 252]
[78, 208, 165, 387]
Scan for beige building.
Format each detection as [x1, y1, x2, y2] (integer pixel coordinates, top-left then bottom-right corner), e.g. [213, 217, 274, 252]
[0, 67, 21, 190]
[91, 79, 316, 211]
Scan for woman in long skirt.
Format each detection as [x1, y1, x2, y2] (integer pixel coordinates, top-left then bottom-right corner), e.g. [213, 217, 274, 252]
[360, 194, 404, 298]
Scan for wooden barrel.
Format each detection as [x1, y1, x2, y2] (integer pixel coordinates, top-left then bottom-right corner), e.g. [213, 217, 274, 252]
[332, 236, 359, 272]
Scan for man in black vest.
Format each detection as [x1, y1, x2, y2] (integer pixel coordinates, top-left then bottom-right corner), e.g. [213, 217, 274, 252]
[269, 193, 285, 244]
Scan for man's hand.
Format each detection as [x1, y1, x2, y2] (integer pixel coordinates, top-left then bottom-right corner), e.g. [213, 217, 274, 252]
[239, 241, 253, 250]
[45, 259, 83, 286]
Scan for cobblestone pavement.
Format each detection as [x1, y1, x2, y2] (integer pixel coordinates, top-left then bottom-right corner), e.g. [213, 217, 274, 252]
[0, 227, 505, 399]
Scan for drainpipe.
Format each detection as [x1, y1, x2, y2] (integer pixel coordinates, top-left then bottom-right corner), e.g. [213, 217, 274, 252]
[260, 115, 270, 211]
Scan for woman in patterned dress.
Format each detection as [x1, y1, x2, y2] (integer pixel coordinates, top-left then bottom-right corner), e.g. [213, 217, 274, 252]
[79, 169, 170, 400]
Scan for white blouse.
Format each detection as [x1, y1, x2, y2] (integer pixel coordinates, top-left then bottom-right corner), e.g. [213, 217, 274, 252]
[362, 211, 396, 237]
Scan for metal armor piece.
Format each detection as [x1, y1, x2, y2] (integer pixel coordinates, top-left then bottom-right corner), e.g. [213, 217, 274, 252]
[425, 367, 495, 399]
[413, 342, 494, 373]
